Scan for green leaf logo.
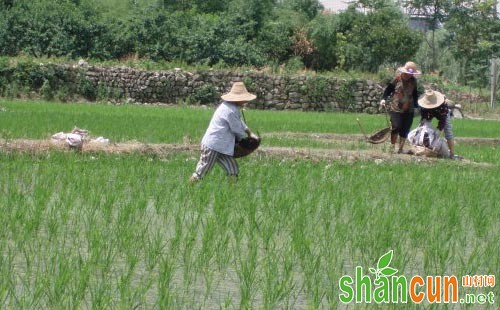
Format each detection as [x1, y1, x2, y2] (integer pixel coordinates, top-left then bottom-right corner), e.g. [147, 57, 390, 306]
[369, 250, 398, 280]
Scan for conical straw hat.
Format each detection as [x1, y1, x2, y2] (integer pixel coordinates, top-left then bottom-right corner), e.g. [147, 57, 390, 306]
[221, 82, 256, 102]
[418, 89, 445, 109]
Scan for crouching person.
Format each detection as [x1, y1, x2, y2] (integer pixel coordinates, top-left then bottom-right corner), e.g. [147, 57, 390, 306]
[189, 82, 259, 183]
[407, 120, 450, 158]
[416, 89, 461, 159]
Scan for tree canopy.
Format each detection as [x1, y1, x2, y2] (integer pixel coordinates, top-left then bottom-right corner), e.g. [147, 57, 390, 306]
[1, 0, 498, 86]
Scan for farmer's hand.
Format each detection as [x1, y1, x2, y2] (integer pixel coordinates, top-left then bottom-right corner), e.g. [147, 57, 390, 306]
[379, 99, 386, 107]
[249, 132, 259, 140]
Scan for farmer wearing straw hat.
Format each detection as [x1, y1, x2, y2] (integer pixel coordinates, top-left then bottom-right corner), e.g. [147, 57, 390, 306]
[418, 89, 458, 159]
[189, 82, 259, 183]
[380, 61, 421, 153]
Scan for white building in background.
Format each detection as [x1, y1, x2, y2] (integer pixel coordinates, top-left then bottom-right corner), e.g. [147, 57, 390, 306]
[320, 0, 350, 12]
[321, 0, 500, 16]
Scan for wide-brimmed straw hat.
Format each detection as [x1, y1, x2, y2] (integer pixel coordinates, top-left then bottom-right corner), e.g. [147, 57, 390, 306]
[397, 61, 421, 75]
[221, 82, 256, 102]
[418, 89, 445, 109]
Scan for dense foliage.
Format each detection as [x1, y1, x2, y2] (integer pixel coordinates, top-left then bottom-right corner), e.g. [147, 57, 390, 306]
[0, 0, 417, 71]
[0, 0, 499, 87]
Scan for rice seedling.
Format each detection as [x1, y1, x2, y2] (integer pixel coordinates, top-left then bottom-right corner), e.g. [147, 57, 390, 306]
[1, 99, 499, 308]
[2, 99, 499, 143]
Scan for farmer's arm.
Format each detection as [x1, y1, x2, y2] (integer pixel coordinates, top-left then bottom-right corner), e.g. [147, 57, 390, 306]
[436, 105, 449, 131]
[412, 81, 419, 108]
[227, 111, 248, 140]
[382, 82, 395, 100]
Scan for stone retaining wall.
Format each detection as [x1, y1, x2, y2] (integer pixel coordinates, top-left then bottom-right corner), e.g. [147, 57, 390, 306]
[3, 62, 387, 113]
[76, 64, 385, 113]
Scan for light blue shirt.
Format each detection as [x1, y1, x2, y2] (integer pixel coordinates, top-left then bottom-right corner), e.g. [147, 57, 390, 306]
[201, 101, 248, 155]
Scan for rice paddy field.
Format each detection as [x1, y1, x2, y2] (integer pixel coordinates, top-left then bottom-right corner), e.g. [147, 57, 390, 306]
[0, 100, 499, 309]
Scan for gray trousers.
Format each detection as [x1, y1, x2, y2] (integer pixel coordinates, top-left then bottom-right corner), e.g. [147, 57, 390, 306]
[442, 113, 454, 140]
[192, 145, 239, 179]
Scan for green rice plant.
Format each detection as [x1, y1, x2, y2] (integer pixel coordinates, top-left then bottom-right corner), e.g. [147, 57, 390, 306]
[0, 246, 15, 305]
[262, 246, 296, 308]
[145, 231, 167, 272]
[2, 99, 499, 144]
[195, 215, 217, 296]
[0, 99, 499, 308]
[158, 254, 175, 309]
[0, 151, 497, 307]
[235, 235, 259, 309]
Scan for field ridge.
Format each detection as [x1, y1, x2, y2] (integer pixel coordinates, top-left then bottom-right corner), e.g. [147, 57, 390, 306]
[0, 136, 494, 166]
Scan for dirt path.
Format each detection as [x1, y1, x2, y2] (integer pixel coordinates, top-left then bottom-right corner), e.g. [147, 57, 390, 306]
[1, 134, 495, 166]
[261, 132, 500, 145]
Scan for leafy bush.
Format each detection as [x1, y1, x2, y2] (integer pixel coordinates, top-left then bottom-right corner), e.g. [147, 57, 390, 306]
[283, 57, 304, 75]
[301, 76, 329, 103]
[0, 1, 102, 58]
[335, 80, 357, 111]
[40, 79, 53, 100]
[241, 77, 256, 93]
[0, 57, 9, 70]
[55, 85, 71, 102]
[11, 59, 39, 89]
[77, 74, 97, 101]
[191, 84, 219, 105]
[110, 87, 123, 101]
[0, 57, 10, 95]
[96, 82, 108, 101]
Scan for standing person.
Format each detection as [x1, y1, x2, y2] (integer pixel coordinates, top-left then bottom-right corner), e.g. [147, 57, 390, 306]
[417, 89, 458, 159]
[379, 61, 421, 153]
[189, 82, 259, 183]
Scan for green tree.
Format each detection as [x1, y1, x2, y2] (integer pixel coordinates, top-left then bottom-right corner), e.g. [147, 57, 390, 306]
[1, 0, 14, 9]
[257, 8, 302, 63]
[331, 5, 421, 72]
[444, 0, 500, 86]
[160, 0, 191, 11]
[193, 0, 228, 13]
[227, 0, 276, 39]
[354, 0, 395, 10]
[0, 0, 104, 58]
[305, 13, 339, 70]
[281, 0, 324, 20]
[400, 0, 450, 72]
